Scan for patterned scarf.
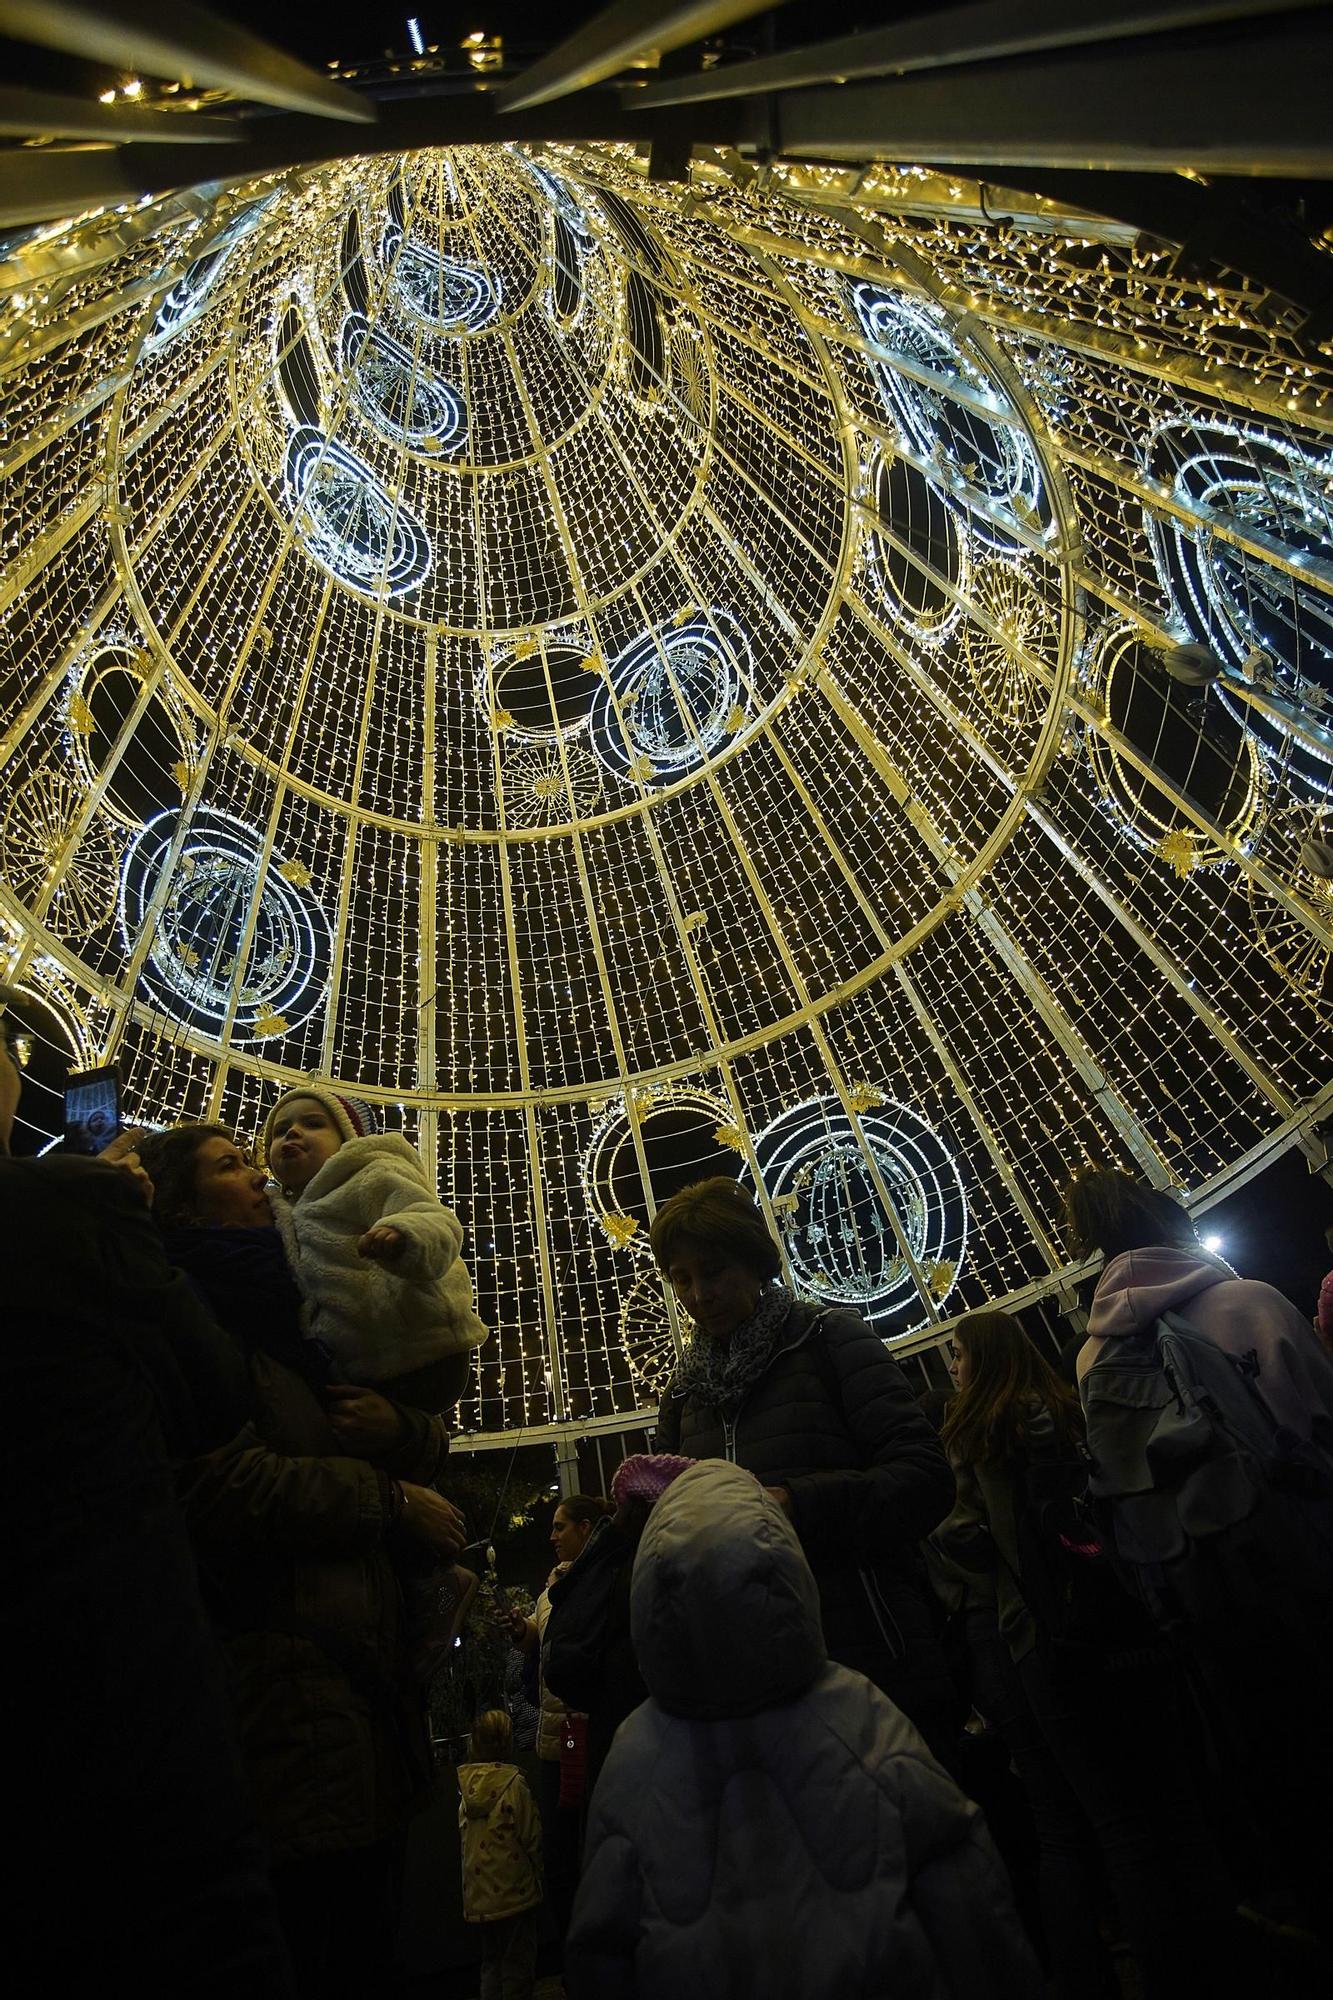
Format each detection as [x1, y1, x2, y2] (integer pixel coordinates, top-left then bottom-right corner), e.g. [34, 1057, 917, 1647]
[673, 1283, 794, 1412]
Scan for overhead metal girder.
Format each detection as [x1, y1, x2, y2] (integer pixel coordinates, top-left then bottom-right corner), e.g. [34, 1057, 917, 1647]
[495, 0, 789, 113]
[0, 93, 750, 231]
[0, 84, 239, 142]
[771, 16, 1333, 177]
[0, 0, 375, 124]
[630, 0, 1322, 106]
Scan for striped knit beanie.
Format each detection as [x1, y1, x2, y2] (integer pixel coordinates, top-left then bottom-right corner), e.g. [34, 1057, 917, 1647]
[263, 1082, 379, 1165]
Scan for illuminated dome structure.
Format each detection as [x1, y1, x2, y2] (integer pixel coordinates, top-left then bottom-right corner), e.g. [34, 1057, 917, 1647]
[2, 135, 1331, 1442]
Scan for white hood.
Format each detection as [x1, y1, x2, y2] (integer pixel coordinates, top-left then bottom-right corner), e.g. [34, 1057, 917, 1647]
[630, 1458, 826, 1720]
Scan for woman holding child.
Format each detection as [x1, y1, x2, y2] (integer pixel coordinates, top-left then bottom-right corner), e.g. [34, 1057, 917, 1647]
[140, 1103, 476, 2000]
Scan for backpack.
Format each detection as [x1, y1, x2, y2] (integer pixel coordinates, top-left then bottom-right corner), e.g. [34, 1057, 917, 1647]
[1083, 1310, 1333, 1636]
[1010, 1431, 1154, 1662]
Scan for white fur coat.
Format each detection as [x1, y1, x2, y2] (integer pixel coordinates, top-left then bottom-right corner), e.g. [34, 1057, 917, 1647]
[271, 1134, 488, 1386]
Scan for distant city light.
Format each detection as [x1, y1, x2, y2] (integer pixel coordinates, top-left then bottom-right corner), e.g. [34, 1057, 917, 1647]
[1201, 1233, 1224, 1253]
[407, 16, 424, 54]
[122, 78, 143, 99]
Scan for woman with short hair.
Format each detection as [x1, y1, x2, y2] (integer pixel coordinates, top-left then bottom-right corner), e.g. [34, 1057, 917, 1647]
[650, 1176, 958, 1757]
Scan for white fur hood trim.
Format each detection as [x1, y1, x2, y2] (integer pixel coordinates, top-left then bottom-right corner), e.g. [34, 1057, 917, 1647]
[271, 1133, 488, 1383]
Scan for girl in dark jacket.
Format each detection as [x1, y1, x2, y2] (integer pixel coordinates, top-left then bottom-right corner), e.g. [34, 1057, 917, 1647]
[650, 1176, 959, 1760]
[936, 1310, 1234, 2000]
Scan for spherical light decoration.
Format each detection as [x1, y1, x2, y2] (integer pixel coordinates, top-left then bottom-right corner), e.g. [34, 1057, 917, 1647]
[590, 613, 753, 786]
[2, 142, 1331, 1441]
[283, 426, 432, 596]
[119, 809, 331, 1041]
[2, 768, 120, 939]
[340, 313, 468, 455]
[744, 1096, 968, 1337]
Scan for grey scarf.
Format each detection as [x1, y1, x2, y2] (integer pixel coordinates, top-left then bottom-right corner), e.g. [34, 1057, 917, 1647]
[673, 1284, 795, 1412]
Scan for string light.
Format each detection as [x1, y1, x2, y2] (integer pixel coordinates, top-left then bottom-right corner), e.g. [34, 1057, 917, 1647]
[0, 144, 1328, 1444]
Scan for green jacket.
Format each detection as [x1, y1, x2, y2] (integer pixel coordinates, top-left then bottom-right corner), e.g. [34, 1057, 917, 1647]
[179, 1348, 436, 1863]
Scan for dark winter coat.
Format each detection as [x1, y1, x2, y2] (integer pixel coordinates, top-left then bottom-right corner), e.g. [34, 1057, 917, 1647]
[4, 1156, 294, 1993]
[170, 1223, 439, 1864]
[655, 1297, 957, 1748]
[544, 1511, 649, 1796]
[566, 1461, 1040, 2000]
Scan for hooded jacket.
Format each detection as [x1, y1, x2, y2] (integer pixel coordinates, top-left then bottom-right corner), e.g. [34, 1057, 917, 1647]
[270, 1133, 488, 1395]
[1078, 1245, 1333, 1442]
[457, 1760, 543, 1922]
[655, 1297, 956, 1742]
[566, 1462, 1039, 2000]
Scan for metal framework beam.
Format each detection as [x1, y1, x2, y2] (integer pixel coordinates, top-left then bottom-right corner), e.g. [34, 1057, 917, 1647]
[631, 0, 1319, 105]
[0, 0, 374, 123]
[497, 0, 788, 113]
[0, 84, 238, 141]
[773, 17, 1333, 177]
[0, 95, 747, 231]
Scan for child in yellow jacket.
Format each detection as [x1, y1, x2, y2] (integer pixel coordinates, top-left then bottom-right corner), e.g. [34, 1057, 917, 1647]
[459, 1709, 544, 1999]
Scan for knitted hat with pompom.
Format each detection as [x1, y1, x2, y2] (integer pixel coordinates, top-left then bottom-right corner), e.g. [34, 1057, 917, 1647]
[263, 1083, 379, 1167]
[610, 1453, 697, 1508]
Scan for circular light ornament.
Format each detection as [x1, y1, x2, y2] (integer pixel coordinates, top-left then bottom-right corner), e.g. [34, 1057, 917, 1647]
[65, 639, 197, 828]
[283, 426, 431, 597]
[1245, 806, 1333, 1013]
[619, 1271, 679, 1401]
[482, 639, 600, 743]
[867, 452, 966, 642]
[502, 742, 603, 827]
[1086, 624, 1265, 867]
[390, 239, 501, 333]
[850, 284, 1048, 545]
[745, 1095, 967, 1337]
[583, 1085, 738, 1251]
[591, 612, 752, 786]
[960, 558, 1060, 733]
[2, 766, 119, 938]
[119, 807, 331, 1042]
[1146, 419, 1333, 795]
[146, 196, 275, 351]
[340, 313, 467, 454]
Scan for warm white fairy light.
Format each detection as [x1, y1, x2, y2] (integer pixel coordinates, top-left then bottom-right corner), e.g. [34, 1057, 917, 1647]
[0, 145, 1329, 1441]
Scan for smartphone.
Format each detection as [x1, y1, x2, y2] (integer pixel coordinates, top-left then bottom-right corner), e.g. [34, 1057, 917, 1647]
[64, 1065, 122, 1155]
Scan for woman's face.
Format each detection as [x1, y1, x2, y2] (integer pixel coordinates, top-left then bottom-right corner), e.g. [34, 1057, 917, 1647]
[550, 1506, 594, 1566]
[191, 1135, 272, 1228]
[269, 1097, 342, 1193]
[664, 1242, 766, 1343]
[948, 1338, 970, 1390]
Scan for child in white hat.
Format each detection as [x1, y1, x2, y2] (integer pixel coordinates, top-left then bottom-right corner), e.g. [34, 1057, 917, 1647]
[263, 1083, 487, 1411]
[263, 1082, 490, 1675]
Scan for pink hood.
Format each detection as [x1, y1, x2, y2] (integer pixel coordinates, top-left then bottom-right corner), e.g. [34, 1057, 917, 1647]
[1087, 1245, 1237, 1339]
[1081, 1244, 1333, 1443]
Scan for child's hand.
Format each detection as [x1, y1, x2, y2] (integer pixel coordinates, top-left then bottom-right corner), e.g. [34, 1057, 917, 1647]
[358, 1223, 406, 1264]
[326, 1384, 405, 1454]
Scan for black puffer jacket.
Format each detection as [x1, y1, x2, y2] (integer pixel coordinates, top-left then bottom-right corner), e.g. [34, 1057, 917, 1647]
[4, 1157, 294, 1993]
[655, 1297, 958, 1750]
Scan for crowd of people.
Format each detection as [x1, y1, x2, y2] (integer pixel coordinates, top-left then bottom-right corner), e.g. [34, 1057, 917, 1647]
[5, 979, 1333, 1998]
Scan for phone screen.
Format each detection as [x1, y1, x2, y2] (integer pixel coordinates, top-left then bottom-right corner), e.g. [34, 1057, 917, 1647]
[64, 1068, 121, 1155]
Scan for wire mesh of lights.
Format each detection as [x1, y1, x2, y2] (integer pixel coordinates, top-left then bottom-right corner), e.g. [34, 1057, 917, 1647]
[0, 142, 1329, 1438]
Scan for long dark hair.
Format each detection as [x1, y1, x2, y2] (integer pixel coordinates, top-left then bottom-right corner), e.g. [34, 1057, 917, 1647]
[1063, 1167, 1196, 1262]
[941, 1310, 1083, 1468]
[138, 1123, 237, 1229]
